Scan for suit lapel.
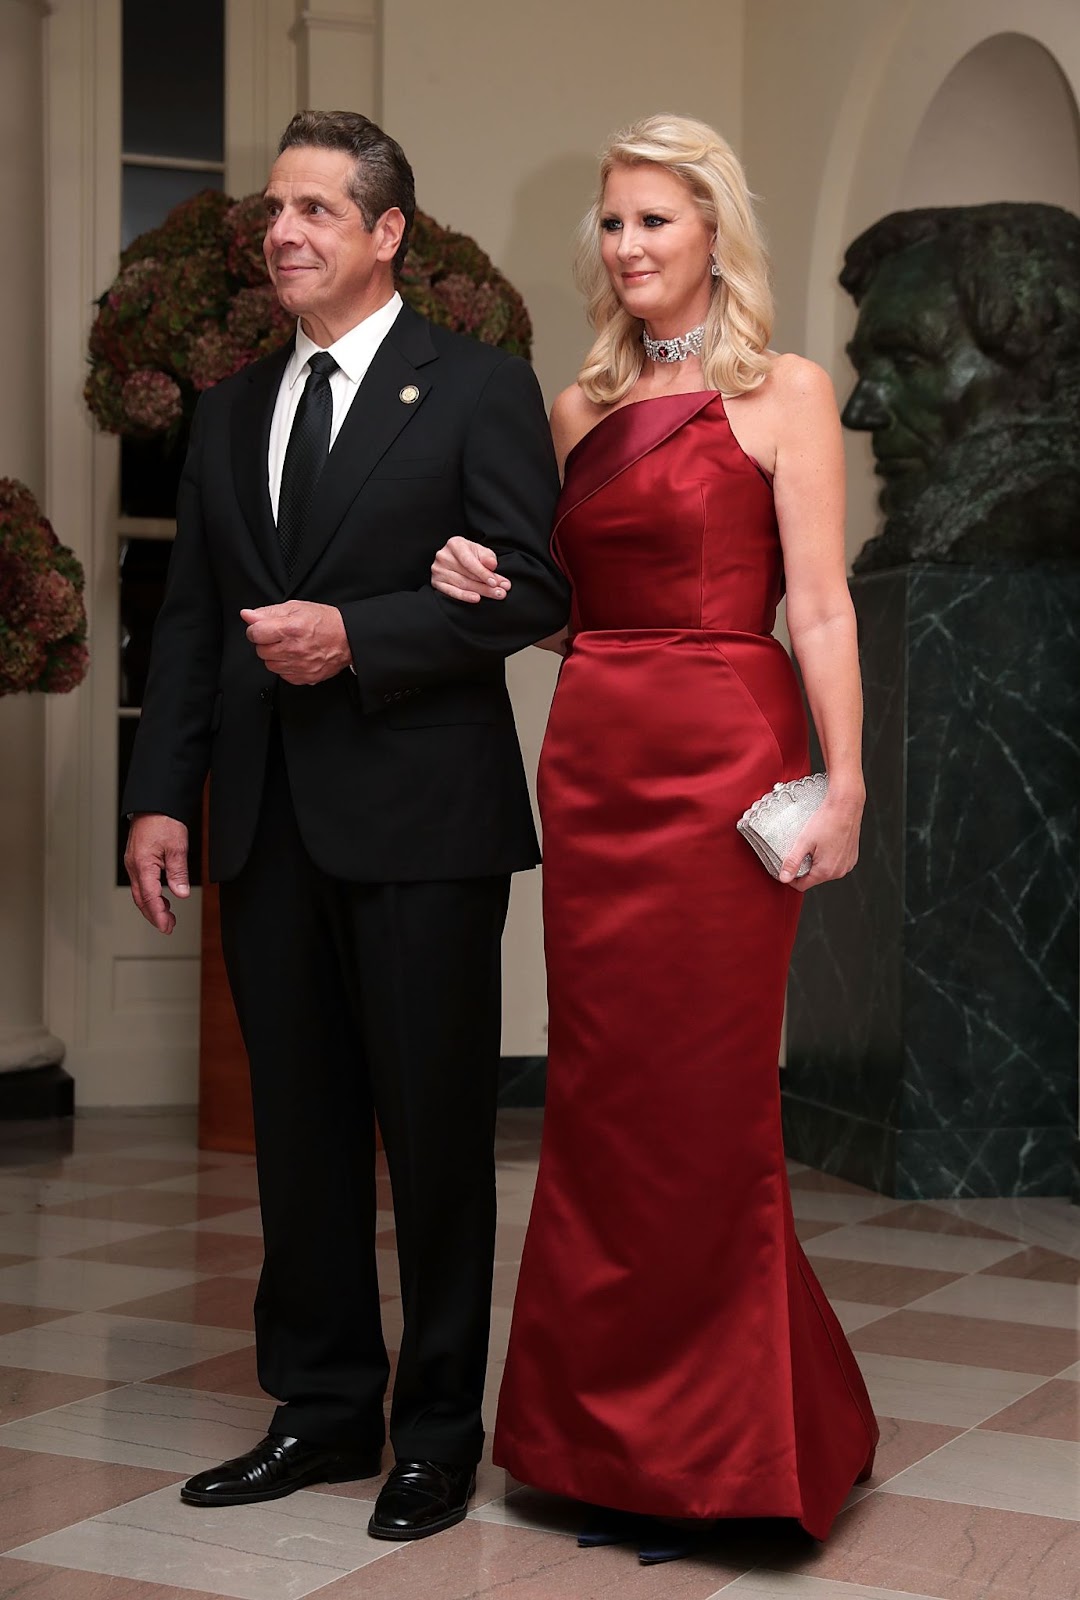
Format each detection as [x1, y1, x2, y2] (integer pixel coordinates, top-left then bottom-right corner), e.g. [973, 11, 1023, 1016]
[286, 306, 439, 595]
[231, 342, 293, 592]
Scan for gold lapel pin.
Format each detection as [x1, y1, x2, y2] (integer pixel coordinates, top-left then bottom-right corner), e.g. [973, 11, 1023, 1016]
[398, 384, 420, 405]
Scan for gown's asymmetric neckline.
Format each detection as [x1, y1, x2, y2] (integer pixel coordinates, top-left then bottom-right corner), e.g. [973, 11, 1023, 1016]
[493, 391, 878, 1539]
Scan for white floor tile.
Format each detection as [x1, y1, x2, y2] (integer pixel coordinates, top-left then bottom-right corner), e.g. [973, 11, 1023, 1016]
[0, 1213, 156, 1254]
[0, 1175, 122, 1211]
[471, 1484, 582, 1536]
[930, 1199, 1080, 1262]
[856, 1350, 1046, 1426]
[804, 1224, 1023, 1275]
[181, 1207, 265, 1237]
[907, 1271, 1080, 1330]
[830, 1300, 892, 1333]
[7, 1483, 392, 1600]
[0, 1310, 252, 1380]
[884, 1428, 1080, 1520]
[0, 1382, 270, 1472]
[724, 1575, 940, 1599]
[0, 1256, 204, 1310]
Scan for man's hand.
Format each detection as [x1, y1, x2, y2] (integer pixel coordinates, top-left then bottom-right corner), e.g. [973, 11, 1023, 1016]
[241, 602, 352, 684]
[125, 814, 190, 934]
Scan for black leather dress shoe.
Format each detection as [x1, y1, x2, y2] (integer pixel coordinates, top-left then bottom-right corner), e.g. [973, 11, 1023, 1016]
[180, 1434, 382, 1507]
[367, 1459, 477, 1540]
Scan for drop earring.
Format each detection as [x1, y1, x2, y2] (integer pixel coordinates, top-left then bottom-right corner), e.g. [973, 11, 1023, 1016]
[710, 254, 721, 279]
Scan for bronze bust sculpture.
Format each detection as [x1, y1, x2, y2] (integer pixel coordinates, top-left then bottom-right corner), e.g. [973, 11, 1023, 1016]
[840, 203, 1080, 572]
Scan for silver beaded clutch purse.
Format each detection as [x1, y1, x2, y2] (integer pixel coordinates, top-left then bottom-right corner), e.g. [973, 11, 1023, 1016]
[737, 773, 828, 880]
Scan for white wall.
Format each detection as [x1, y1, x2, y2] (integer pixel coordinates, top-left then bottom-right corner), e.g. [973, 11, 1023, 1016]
[743, 0, 1080, 565]
[900, 32, 1080, 209]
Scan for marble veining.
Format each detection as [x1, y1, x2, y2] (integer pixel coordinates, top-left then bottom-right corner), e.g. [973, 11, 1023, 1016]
[786, 567, 1080, 1198]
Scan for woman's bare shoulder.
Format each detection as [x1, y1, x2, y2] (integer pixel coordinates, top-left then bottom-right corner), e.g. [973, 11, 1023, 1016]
[763, 351, 836, 405]
[550, 383, 607, 467]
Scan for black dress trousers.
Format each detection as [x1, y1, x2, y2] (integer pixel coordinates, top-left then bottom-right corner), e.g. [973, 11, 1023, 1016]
[219, 725, 510, 1464]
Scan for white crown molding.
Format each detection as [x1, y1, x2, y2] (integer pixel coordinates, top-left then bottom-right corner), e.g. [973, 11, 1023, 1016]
[291, 4, 377, 39]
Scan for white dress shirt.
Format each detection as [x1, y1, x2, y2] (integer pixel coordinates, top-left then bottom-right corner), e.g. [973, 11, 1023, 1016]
[267, 291, 403, 520]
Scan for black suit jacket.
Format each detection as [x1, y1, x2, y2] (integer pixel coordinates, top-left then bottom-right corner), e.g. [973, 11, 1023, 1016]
[122, 305, 570, 882]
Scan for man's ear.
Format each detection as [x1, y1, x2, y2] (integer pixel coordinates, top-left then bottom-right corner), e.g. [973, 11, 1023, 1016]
[375, 207, 406, 264]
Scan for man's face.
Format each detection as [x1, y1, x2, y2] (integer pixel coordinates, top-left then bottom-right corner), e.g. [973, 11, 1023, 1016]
[843, 242, 1007, 508]
[262, 146, 400, 341]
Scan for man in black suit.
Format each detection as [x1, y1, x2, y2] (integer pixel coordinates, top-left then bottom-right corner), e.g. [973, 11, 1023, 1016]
[123, 110, 568, 1541]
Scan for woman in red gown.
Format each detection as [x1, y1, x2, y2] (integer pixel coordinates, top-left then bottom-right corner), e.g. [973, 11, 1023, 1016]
[432, 114, 877, 1557]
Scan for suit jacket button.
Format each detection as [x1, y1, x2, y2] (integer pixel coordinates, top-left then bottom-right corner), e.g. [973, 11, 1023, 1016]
[259, 687, 273, 704]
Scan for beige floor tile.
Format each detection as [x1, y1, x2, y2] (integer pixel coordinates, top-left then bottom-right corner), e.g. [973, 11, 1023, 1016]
[789, 1191, 903, 1226]
[8, 1483, 394, 1600]
[66, 1227, 264, 1275]
[907, 1272, 1080, 1330]
[0, 1258, 203, 1312]
[181, 1207, 265, 1238]
[0, 1215, 156, 1256]
[0, 1367, 124, 1427]
[0, 1382, 268, 1472]
[980, 1378, 1080, 1441]
[471, 1483, 583, 1536]
[1059, 1361, 1080, 1380]
[44, 1190, 255, 1228]
[855, 1351, 1045, 1426]
[787, 1491, 1080, 1599]
[143, 1167, 262, 1200]
[0, 1445, 178, 1553]
[723, 1576, 941, 1599]
[929, 1199, 1080, 1262]
[884, 1428, 1080, 1521]
[793, 1219, 842, 1244]
[830, 1302, 892, 1334]
[0, 1312, 251, 1383]
[0, 1177, 121, 1212]
[316, 1516, 742, 1598]
[804, 1224, 1023, 1275]
[42, 1158, 207, 1187]
[850, 1308, 1080, 1375]
[862, 1204, 1018, 1241]
[0, 1556, 225, 1599]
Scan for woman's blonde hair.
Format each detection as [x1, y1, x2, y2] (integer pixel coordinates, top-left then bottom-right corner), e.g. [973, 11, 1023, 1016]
[576, 114, 773, 405]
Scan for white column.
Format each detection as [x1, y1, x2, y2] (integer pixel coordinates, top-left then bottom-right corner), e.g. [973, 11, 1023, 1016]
[292, 0, 380, 114]
[0, 0, 64, 1075]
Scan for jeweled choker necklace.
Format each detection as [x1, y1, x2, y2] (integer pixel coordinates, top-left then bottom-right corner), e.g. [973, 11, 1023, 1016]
[642, 323, 706, 363]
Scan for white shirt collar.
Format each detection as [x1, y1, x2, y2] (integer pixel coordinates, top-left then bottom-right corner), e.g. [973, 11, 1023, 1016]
[287, 291, 404, 388]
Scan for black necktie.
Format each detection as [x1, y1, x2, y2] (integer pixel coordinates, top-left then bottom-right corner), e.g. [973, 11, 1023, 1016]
[277, 351, 338, 574]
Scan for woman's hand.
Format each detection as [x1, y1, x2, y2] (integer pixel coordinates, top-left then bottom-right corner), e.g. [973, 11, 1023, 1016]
[778, 789, 864, 891]
[431, 536, 511, 604]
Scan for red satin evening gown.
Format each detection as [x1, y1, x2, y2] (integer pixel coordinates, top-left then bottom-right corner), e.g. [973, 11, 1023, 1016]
[493, 391, 878, 1541]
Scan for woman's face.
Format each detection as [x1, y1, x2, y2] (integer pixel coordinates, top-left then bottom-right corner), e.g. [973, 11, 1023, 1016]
[600, 163, 714, 332]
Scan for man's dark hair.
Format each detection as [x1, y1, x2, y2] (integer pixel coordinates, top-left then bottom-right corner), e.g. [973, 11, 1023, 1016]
[277, 110, 416, 276]
[841, 203, 1080, 393]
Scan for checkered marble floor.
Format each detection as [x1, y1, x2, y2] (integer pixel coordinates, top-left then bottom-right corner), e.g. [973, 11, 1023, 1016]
[0, 1110, 1077, 1599]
